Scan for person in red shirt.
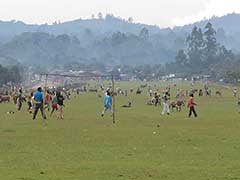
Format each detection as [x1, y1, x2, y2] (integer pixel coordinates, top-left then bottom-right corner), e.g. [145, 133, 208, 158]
[45, 90, 52, 112]
[188, 94, 197, 117]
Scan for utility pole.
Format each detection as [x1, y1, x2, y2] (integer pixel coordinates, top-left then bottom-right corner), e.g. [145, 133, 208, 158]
[45, 74, 48, 90]
[111, 75, 116, 124]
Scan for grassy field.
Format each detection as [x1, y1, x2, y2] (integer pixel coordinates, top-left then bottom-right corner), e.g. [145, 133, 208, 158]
[0, 81, 240, 180]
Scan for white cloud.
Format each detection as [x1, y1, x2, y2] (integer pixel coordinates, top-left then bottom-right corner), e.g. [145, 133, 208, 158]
[0, 0, 239, 27]
[173, 0, 240, 26]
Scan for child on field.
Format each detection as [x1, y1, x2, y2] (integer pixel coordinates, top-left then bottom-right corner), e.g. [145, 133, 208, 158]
[57, 91, 65, 120]
[45, 90, 52, 111]
[27, 92, 34, 114]
[188, 94, 197, 118]
[237, 98, 240, 114]
[161, 92, 170, 115]
[101, 91, 113, 117]
[51, 93, 58, 116]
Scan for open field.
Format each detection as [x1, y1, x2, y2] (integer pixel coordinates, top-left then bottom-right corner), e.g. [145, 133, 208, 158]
[0, 81, 240, 180]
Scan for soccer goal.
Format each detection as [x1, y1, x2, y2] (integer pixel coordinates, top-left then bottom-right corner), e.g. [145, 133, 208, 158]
[40, 73, 117, 124]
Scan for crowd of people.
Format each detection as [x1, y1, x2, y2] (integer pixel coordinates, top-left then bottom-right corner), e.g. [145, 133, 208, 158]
[2, 82, 240, 121]
[146, 85, 198, 118]
[10, 87, 66, 120]
[145, 84, 240, 117]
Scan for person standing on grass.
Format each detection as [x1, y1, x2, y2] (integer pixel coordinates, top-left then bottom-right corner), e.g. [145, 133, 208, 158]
[101, 91, 113, 117]
[57, 91, 65, 120]
[33, 87, 47, 120]
[233, 88, 238, 98]
[17, 89, 25, 111]
[188, 94, 197, 118]
[176, 89, 180, 98]
[237, 97, 240, 114]
[161, 92, 170, 115]
[154, 92, 160, 107]
[50, 93, 58, 117]
[125, 89, 128, 97]
[45, 90, 52, 112]
[27, 92, 34, 114]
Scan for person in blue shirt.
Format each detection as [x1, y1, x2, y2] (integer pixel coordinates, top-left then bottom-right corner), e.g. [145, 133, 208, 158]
[33, 87, 47, 120]
[101, 91, 113, 117]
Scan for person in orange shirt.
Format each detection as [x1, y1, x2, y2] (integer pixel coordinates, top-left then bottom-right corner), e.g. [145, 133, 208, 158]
[188, 94, 197, 118]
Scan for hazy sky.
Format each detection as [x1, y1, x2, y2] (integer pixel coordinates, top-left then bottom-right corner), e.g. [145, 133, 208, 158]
[0, 0, 240, 27]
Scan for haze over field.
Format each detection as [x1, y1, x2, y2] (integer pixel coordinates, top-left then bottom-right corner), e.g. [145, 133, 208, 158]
[1, 2, 240, 180]
[0, 0, 240, 84]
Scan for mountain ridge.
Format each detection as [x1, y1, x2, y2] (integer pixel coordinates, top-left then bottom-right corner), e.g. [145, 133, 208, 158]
[0, 13, 239, 68]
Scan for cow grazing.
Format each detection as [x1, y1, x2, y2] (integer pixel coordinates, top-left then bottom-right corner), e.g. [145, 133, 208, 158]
[170, 100, 185, 112]
[89, 88, 98, 93]
[0, 95, 10, 103]
[216, 91, 222, 96]
[140, 84, 147, 88]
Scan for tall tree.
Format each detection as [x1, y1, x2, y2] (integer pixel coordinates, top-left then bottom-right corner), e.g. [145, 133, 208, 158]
[203, 22, 218, 66]
[98, 12, 103, 19]
[186, 26, 204, 72]
[139, 28, 149, 40]
[175, 49, 189, 71]
[0, 64, 23, 86]
[128, 17, 133, 23]
[204, 22, 217, 55]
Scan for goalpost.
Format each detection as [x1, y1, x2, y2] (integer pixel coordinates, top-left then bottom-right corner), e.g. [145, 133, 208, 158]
[40, 73, 116, 124]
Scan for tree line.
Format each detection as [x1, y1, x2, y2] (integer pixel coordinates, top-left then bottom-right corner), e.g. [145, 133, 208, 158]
[1, 22, 240, 84]
[166, 22, 240, 83]
[0, 64, 23, 86]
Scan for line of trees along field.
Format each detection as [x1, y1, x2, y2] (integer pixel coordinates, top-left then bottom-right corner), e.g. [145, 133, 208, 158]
[167, 22, 240, 83]
[102, 23, 240, 82]
[0, 16, 240, 84]
[1, 14, 240, 69]
[0, 64, 23, 86]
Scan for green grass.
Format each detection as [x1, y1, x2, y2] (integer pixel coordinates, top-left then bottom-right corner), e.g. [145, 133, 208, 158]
[0, 81, 240, 180]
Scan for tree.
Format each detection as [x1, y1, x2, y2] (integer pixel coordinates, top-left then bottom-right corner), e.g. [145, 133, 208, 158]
[0, 64, 23, 86]
[186, 26, 204, 72]
[187, 26, 204, 52]
[85, 28, 92, 36]
[175, 49, 189, 72]
[98, 12, 103, 19]
[152, 64, 165, 79]
[203, 22, 218, 65]
[0, 65, 8, 85]
[128, 17, 133, 23]
[139, 28, 149, 40]
[111, 32, 126, 46]
[72, 36, 80, 45]
[225, 71, 240, 83]
[204, 22, 217, 55]
[170, 23, 235, 77]
[218, 45, 235, 62]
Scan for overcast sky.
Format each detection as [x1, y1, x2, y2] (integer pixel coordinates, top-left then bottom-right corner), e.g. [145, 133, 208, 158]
[0, 0, 239, 27]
